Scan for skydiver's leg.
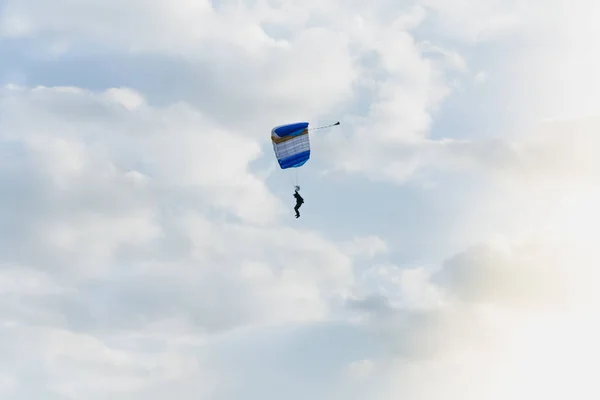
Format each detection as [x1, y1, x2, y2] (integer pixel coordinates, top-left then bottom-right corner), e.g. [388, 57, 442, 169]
[294, 203, 300, 217]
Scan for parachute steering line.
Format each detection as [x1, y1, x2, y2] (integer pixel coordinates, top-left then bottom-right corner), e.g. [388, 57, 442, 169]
[308, 121, 340, 131]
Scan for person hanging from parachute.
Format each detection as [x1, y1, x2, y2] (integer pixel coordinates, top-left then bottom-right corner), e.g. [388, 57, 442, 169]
[270, 120, 340, 218]
[293, 186, 304, 218]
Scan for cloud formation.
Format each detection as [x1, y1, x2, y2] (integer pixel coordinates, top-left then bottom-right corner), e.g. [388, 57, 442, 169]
[1, 0, 599, 399]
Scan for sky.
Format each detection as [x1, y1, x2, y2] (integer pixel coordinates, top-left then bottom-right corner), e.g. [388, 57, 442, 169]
[0, 0, 599, 399]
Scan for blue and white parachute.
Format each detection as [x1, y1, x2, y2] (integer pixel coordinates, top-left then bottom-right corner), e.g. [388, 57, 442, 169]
[271, 121, 339, 171]
[271, 122, 311, 169]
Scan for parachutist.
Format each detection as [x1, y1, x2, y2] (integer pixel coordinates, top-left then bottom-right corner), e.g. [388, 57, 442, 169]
[270, 121, 339, 219]
[293, 187, 304, 218]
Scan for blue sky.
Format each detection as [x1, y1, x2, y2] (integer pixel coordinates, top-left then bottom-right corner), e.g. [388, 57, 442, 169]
[1, 0, 600, 399]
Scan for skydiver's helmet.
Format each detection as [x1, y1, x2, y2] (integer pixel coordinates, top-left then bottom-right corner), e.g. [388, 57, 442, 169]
[294, 186, 300, 192]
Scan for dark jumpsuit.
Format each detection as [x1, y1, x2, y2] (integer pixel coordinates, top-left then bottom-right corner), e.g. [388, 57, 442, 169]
[293, 191, 304, 218]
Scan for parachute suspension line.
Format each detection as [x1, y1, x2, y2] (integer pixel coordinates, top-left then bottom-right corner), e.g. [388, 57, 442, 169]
[286, 169, 299, 189]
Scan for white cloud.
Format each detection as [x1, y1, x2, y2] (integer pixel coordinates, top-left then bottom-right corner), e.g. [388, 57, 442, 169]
[1, 84, 282, 224]
[330, 110, 600, 400]
[0, 0, 359, 123]
[0, 85, 362, 335]
[0, 323, 220, 399]
[340, 208, 600, 399]
[474, 71, 487, 83]
[345, 359, 374, 380]
[341, 235, 388, 258]
[0, 82, 375, 397]
[0, 0, 469, 184]
[1, 0, 600, 398]
[420, 0, 525, 42]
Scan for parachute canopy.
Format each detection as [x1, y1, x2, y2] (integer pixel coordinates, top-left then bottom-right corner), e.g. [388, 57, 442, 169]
[271, 122, 310, 169]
